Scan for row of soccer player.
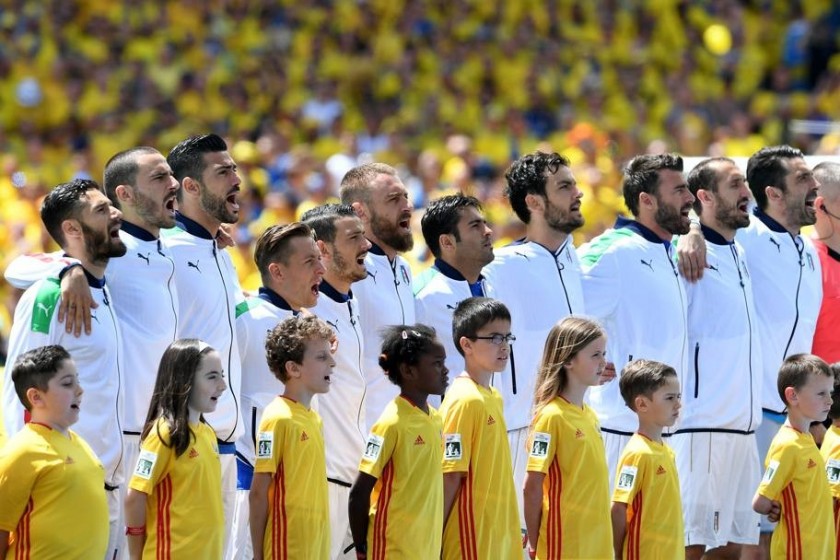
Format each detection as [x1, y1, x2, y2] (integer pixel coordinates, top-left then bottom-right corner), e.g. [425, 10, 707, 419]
[2, 137, 839, 559]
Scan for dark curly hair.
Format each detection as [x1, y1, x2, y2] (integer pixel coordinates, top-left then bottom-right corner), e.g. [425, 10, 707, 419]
[622, 153, 683, 216]
[378, 324, 438, 386]
[504, 151, 570, 224]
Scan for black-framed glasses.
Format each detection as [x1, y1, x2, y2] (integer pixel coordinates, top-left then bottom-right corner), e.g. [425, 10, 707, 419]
[472, 333, 516, 345]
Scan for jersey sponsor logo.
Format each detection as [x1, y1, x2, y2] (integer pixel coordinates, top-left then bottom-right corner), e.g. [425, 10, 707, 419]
[487, 415, 496, 426]
[325, 319, 339, 333]
[134, 450, 157, 479]
[65, 455, 75, 465]
[36, 302, 51, 317]
[827, 459, 840, 484]
[188, 447, 199, 459]
[514, 250, 531, 261]
[300, 431, 309, 442]
[445, 302, 460, 310]
[769, 238, 781, 252]
[367, 269, 378, 283]
[137, 252, 151, 265]
[530, 432, 550, 458]
[640, 258, 654, 271]
[444, 433, 462, 460]
[762, 460, 780, 483]
[414, 435, 425, 446]
[617, 465, 637, 490]
[656, 465, 666, 475]
[574, 428, 585, 439]
[400, 265, 410, 284]
[364, 434, 384, 460]
[807, 458, 818, 469]
[90, 311, 99, 324]
[257, 431, 274, 459]
[706, 262, 720, 274]
[187, 260, 201, 273]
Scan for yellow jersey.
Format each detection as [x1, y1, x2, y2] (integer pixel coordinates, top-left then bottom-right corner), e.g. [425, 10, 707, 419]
[612, 433, 683, 560]
[254, 396, 329, 559]
[758, 425, 835, 560]
[820, 424, 840, 558]
[359, 395, 444, 560]
[0, 423, 108, 559]
[526, 397, 612, 559]
[440, 376, 520, 560]
[129, 418, 223, 559]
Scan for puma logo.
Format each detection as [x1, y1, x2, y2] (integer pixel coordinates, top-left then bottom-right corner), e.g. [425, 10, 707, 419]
[325, 319, 339, 333]
[187, 260, 201, 273]
[640, 259, 654, 271]
[769, 238, 781, 252]
[514, 251, 531, 261]
[706, 263, 719, 273]
[36, 302, 51, 316]
[137, 253, 150, 265]
[445, 302, 461, 310]
[367, 269, 377, 283]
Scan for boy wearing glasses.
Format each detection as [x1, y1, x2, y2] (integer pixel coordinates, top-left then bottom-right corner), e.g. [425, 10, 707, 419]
[440, 297, 521, 559]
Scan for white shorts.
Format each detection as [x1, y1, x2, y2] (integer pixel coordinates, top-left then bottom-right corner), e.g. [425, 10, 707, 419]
[508, 426, 528, 533]
[756, 413, 784, 533]
[329, 480, 354, 559]
[116, 433, 142, 560]
[229, 488, 253, 560]
[602, 430, 632, 494]
[670, 431, 761, 548]
[219, 452, 237, 557]
[106, 486, 122, 560]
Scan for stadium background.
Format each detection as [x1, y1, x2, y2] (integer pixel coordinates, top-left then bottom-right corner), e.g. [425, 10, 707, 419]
[1, 1, 839, 442]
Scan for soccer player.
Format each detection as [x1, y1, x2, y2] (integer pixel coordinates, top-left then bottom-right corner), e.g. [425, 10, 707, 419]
[0, 345, 109, 559]
[348, 324, 448, 560]
[230, 221, 325, 558]
[2, 178, 126, 557]
[441, 297, 520, 559]
[812, 162, 840, 364]
[611, 360, 684, 560]
[303, 203, 372, 559]
[753, 354, 836, 559]
[415, 194, 494, 390]
[481, 152, 587, 528]
[675, 158, 762, 559]
[340, 163, 416, 430]
[578, 153, 692, 484]
[249, 316, 335, 559]
[165, 133, 246, 553]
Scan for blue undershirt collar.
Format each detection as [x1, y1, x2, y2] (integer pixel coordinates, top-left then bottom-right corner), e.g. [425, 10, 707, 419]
[753, 207, 791, 234]
[319, 280, 351, 303]
[615, 216, 670, 246]
[367, 240, 387, 256]
[700, 223, 733, 246]
[121, 220, 157, 242]
[175, 212, 215, 240]
[434, 258, 485, 297]
[258, 287, 295, 313]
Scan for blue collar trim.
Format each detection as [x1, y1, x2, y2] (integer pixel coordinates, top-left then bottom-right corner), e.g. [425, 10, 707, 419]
[753, 207, 789, 234]
[175, 212, 214, 240]
[319, 280, 351, 303]
[368, 240, 387, 256]
[700, 223, 733, 246]
[258, 287, 294, 311]
[615, 216, 668, 244]
[434, 258, 484, 296]
[83, 268, 106, 289]
[121, 220, 157, 242]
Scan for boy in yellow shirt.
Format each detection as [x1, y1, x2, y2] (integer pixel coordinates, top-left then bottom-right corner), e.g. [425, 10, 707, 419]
[819, 362, 840, 555]
[0, 345, 108, 558]
[611, 359, 684, 560]
[249, 316, 336, 560]
[753, 354, 836, 560]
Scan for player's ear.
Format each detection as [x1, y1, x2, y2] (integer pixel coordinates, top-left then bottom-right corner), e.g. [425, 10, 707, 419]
[634, 395, 647, 412]
[25, 387, 44, 409]
[783, 386, 796, 405]
[285, 360, 300, 380]
[458, 336, 472, 355]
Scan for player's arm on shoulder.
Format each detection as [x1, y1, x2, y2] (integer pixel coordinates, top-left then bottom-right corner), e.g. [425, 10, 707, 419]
[249, 472, 272, 560]
[611, 501, 628, 558]
[348, 472, 378, 558]
[3, 251, 69, 289]
[58, 264, 97, 337]
[676, 222, 706, 282]
[124, 488, 148, 560]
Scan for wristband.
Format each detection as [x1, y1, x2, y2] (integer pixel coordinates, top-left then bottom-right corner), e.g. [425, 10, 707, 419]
[528, 545, 537, 559]
[125, 525, 146, 536]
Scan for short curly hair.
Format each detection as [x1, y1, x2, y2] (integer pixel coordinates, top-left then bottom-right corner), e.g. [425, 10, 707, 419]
[504, 151, 570, 224]
[265, 315, 335, 382]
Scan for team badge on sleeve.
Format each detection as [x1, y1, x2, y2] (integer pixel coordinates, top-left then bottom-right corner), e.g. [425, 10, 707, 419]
[530, 432, 550, 458]
[616, 465, 638, 491]
[257, 432, 274, 459]
[827, 459, 840, 484]
[762, 460, 780, 484]
[363, 434, 384, 461]
[134, 450, 157, 480]
[444, 433, 462, 460]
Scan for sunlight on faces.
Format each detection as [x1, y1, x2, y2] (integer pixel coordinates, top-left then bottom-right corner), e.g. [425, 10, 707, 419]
[367, 174, 413, 252]
[28, 359, 83, 435]
[197, 151, 241, 224]
[542, 165, 584, 234]
[130, 152, 180, 229]
[786, 372, 834, 424]
[564, 336, 607, 389]
[274, 236, 325, 310]
[779, 158, 819, 228]
[188, 350, 227, 417]
[462, 318, 512, 374]
[708, 161, 751, 231]
[288, 337, 336, 395]
[637, 376, 682, 428]
[452, 205, 494, 268]
[653, 169, 694, 235]
[326, 216, 371, 284]
[408, 340, 449, 397]
[79, 189, 126, 263]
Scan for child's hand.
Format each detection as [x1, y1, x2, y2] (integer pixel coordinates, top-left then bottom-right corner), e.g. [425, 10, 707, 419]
[766, 500, 781, 523]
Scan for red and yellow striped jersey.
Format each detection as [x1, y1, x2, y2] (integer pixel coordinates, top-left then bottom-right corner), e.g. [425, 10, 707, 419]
[129, 418, 223, 559]
[612, 433, 683, 560]
[440, 376, 520, 560]
[0, 423, 108, 558]
[254, 396, 329, 559]
[358, 396, 444, 559]
[526, 397, 612, 559]
[758, 425, 836, 560]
